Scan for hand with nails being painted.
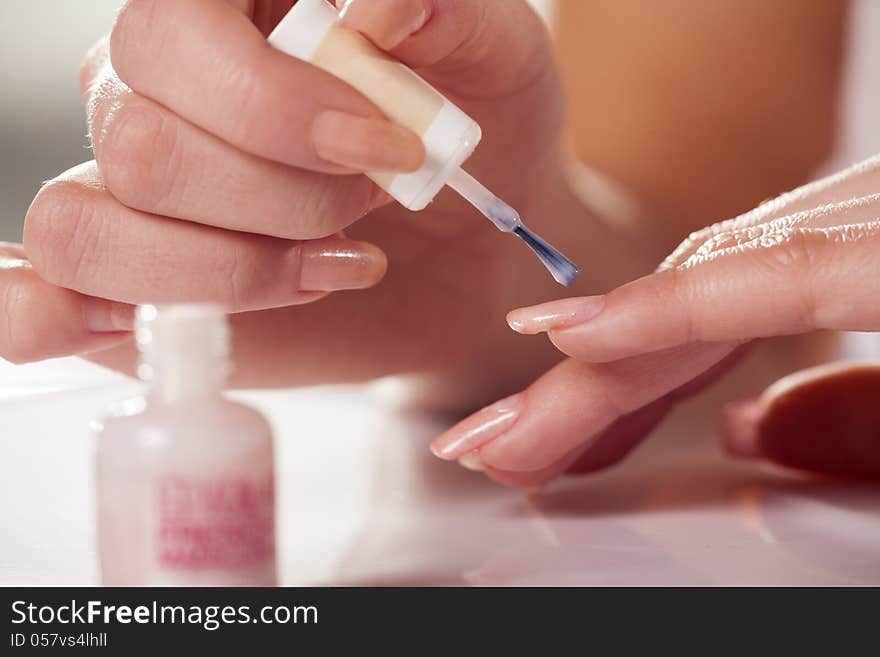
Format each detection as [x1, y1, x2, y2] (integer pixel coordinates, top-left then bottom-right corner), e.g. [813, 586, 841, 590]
[432, 156, 880, 485]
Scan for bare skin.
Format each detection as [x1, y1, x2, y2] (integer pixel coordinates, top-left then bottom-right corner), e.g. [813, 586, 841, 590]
[434, 155, 880, 484]
[1, 0, 855, 481]
[4, 0, 644, 410]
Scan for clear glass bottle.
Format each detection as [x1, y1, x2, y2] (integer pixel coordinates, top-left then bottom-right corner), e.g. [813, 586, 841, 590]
[94, 304, 276, 586]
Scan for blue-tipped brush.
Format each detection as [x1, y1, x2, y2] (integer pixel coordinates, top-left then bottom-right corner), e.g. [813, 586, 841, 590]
[511, 225, 581, 286]
[447, 168, 581, 286]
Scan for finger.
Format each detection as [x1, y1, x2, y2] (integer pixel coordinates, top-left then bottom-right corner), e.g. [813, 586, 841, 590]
[467, 405, 667, 488]
[431, 342, 736, 473]
[479, 450, 583, 488]
[83, 55, 384, 239]
[452, 346, 749, 487]
[471, 345, 749, 486]
[213, 0, 300, 36]
[720, 362, 880, 479]
[23, 162, 387, 310]
[337, 0, 432, 51]
[662, 154, 880, 270]
[339, 0, 552, 98]
[564, 344, 751, 474]
[110, 0, 423, 173]
[508, 221, 880, 363]
[0, 243, 133, 364]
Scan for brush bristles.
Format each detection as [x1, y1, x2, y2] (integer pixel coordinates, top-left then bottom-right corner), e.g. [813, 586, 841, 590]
[513, 226, 582, 286]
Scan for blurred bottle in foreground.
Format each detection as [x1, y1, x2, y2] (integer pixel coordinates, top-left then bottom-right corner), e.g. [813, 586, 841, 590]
[95, 304, 276, 586]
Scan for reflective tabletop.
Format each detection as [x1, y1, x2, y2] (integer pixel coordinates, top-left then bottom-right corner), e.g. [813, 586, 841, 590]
[2, 353, 878, 586]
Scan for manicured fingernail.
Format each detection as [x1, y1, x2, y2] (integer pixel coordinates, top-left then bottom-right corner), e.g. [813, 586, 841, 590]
[430, 394, 523, 459]
[339, 0, 431, 50]
[313, 110, 424, 173]
[507, 296, 605, 335]
[457, 451, 484, 472]
[298, 241, 387, 291]
[720, 398, 764, 459]
[84, 298, 135, 333]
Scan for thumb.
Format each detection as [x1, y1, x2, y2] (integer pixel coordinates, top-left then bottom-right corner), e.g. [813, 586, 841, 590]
[337, 0, 552, 98]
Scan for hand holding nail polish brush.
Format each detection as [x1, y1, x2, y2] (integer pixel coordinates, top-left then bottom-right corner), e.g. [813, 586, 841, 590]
[12, 0, 597, 404]
[269, 0, 581, 286]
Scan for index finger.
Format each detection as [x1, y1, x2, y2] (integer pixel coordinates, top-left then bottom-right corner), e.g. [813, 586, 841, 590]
[109, 0, 415, 173]
[431, 342, 736, 474]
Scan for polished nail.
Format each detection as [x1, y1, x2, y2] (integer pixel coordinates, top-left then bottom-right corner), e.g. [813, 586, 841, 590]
[507, 296, 605, 335]
[457, 451, 484, 472]
[84, 298, 135, 333]
[339, 0, 432, 50]
[313, 111, 424, 173]
[298, 241, 387, 291]
[430, 393, 523, 459]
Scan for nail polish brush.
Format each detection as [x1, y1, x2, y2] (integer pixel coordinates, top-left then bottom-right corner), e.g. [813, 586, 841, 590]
[447, 168, 581, 286]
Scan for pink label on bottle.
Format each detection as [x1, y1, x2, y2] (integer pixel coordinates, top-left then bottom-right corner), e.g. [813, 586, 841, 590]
[155, 475, 274, 569]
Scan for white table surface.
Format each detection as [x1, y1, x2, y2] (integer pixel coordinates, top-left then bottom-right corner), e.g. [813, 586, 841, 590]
[2, 352, 879, 586]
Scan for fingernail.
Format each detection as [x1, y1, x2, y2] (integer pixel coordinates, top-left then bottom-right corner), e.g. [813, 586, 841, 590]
[84, 297, 135, 333]
[720, 398, 764, 459]
[298, 241, 387, 291]
[430, 394, 523, 459]
[313, 110, 424, 173]
[457, 451, 484, 472]
[339, 0, 432, 50]
[507, 296, 605, 335]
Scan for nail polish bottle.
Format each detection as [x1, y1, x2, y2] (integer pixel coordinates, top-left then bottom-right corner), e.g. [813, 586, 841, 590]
[94, 304, 276, 586]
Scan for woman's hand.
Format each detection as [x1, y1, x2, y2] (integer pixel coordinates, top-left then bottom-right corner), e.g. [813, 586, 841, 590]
[4, 0, 635, 403]
[432, 154, 880, 484]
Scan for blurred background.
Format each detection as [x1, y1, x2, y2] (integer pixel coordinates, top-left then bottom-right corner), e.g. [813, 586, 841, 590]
[0, 1, 119, 242]
[0, 0, 877, 244]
